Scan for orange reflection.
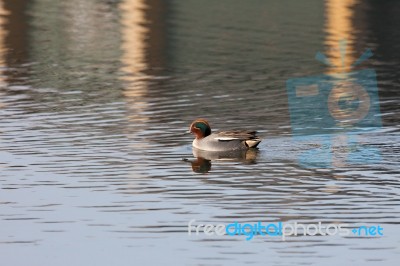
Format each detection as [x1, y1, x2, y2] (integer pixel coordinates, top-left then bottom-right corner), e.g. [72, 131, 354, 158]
[324, 0, 369, 168]
[325, 0, 358, 73]
[120, 0, 148, 78]
[0, 0, 8, 85]
[119, 0, 150, 124]
[0, 0, 29, 85]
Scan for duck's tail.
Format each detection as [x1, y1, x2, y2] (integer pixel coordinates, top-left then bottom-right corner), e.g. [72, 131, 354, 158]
[245, 138, 261, 148]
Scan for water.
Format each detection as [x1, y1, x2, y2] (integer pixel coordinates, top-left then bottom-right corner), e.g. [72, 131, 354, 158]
[1, 0, 400, 265]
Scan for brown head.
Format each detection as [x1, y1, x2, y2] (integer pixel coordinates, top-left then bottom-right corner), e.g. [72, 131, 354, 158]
[189, 119, 212, 139]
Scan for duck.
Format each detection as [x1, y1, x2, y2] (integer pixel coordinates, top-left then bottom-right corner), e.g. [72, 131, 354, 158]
[189, 119, 261, 151]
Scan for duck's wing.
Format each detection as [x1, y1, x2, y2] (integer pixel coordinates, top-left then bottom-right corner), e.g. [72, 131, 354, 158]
[214, 130, 259, 141]
[214, 131, 261, 148]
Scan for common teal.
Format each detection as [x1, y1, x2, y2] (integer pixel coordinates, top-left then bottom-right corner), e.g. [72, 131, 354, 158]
[189, 119, 261, 151]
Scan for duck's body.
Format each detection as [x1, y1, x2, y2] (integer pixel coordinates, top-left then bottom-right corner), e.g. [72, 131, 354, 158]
[189, 119, 261, 151]
[192, 131, 261, 151]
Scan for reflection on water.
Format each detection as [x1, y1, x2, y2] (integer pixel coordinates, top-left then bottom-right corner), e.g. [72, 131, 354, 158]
[119, 0, 150, 127]
[325, 0, 358, 73]
[186, 148, 259, 173]
[0, 0, 400, 265]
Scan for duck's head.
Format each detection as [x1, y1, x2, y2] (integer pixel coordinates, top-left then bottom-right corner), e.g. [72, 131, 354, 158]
[189, 119, 212, 139]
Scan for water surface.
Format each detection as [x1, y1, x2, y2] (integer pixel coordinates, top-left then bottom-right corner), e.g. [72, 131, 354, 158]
[0, 0, 400, 265]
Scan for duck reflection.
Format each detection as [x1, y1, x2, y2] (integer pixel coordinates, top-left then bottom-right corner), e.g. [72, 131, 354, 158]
[186, 148, 259, 173]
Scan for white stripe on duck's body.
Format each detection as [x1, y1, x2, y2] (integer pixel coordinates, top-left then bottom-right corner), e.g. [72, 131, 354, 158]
[189, 119, 261, 151]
